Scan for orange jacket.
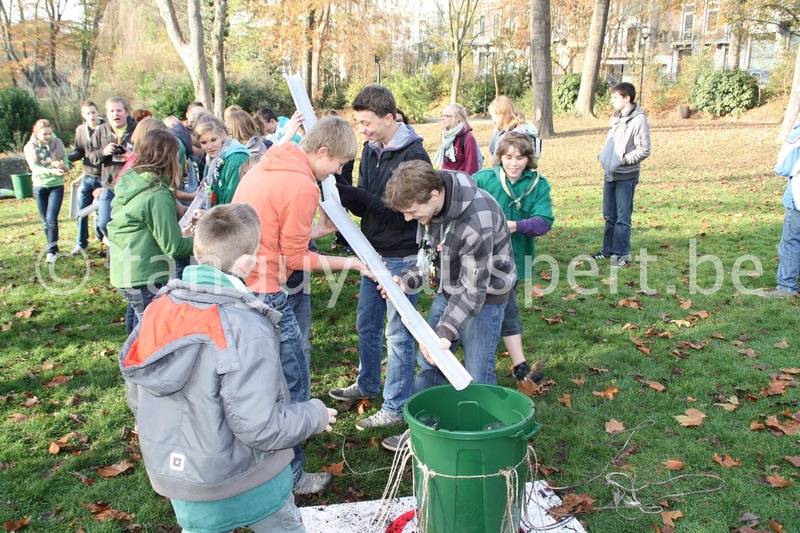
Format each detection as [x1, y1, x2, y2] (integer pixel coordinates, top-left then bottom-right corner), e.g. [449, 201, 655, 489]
[232, 144, 321, 293]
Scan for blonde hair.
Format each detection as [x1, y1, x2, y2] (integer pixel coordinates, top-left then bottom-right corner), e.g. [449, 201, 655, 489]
[488, 96, 525, 131]
[131, 118, 168, 150]
[32, 119, 53, 135]
[226, 110, 261, 145]
[444, 104, 470, 127]
[191, 111, 227, 141]
[132, 130, 182, 189]
[239, 153, 262, 179]
[193, 204, 261, 272]
[300, 116, 357, 160]
[223, 104, 243, 122]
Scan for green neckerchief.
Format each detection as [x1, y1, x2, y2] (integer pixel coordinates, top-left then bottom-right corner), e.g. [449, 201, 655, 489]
[182, 264, 251, 294]
[499, 167, 539, 211]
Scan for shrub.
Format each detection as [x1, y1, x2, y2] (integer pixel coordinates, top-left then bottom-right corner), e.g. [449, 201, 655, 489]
[553, 73, 610, 115]
[691, 69, 758, 116]
[383, 73, 434, 123]
[148, 81, 196, 120]
[0, 88, 40, 152]
[226, 75, 294, 115]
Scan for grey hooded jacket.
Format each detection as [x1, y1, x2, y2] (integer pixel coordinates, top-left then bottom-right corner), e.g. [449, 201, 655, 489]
[598, 104, 651, 181]
[118, 279, 329, 502]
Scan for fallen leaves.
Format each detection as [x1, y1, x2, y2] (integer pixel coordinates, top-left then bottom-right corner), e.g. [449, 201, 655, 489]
[3, 517, 30, 532]
[49, 432, 89, 455]
[660, 509, 684, 527]
[547, 493, 595, 518]
[569, 375, 586, 386]
[764, 473, 794, 488]
[759, 379, 787, 397]
[784, 456, 800, 468]
[81, 502, 135, 522]
[774, 338, 789, 349]
[617, 298, 641, 309]
[605, 419, 625, 434]
[43, 374, 73, 388]
[750, 410, 800, 436]
[558, 394, 571, 407]
[592, 386, 619, 400]
[663, 458, 687, 471]
[645, 380, 667, 392]
[321, 461, 347, 477]
[674, 408, 706, 427]
[96, 460, 135, 479]
[713, 452, 742, 468]
[14, 307, 34, 318]
[714, 396, 740, 411]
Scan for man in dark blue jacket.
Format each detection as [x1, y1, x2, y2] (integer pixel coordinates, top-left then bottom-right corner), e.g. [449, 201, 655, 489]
[328, 85, 431, 431]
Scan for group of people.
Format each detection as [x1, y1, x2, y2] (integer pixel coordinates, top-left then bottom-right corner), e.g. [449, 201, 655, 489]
[22, 81, 656, 532]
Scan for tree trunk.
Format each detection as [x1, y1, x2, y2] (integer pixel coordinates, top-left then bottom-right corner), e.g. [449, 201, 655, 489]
[155, 0, 213, 111]
[302, 10, 314, 96]
[778, 41, 800, 143]
[729, 30, 742, 70]
[310, 4, 331, 104]
[211, 0, 227, 118]
[79, 0, 107, 100]
[450, 54, 462, 103]
[530, 0, 554, 137]
[574, 0, 610, 117]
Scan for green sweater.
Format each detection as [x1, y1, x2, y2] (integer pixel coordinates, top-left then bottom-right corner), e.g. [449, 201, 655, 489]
[108, 169, 193, 288]
[24, 138, 69, 188]
[474, 167, 554, 278]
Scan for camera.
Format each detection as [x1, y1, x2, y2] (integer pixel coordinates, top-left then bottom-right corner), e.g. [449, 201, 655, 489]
[113, 144, 126, 156]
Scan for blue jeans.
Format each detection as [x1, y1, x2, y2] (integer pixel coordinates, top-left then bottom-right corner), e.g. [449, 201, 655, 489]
[412, 293, 505, 393]
[601, 177, 638, 258]
[76, 175, 102, 249]
[499, 283, 522, 336]
[356, 256, 419, 415]
[254, 290, 307, 483]
[776, 208, 800, 293]
[97, 188, 114, 240]
[33, 185, 64, 254]
[118, 283, 164, 335]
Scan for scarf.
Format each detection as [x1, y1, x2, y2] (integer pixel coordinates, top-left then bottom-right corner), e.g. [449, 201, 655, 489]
[433, 124, 463, 166]
[30, 134, 64, 168]
[499, 168, 540, 212]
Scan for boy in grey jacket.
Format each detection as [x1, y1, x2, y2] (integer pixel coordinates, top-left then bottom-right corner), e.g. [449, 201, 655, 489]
[119, 204, 336, 533]
[596, 82, 651, 268]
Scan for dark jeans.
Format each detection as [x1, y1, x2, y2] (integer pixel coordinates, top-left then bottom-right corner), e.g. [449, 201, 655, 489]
[34, 185, 64, 254]
[601, 177, 639, 258]
[76, 175, 102, 249]
[97, 188, 114, 241]
[118, 283, 164, 335]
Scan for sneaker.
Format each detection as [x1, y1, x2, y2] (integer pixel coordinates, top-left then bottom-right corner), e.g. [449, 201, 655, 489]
[356, 410, 404, 431]
[45, 253, 57, 264]
[328, 383, 374, 401]
[610, 255, 629, 268]
[292, 471, 333, 495]
[592, 253, 608, 260]
[757, 288, 796, 298]
[381, 432, 410, 452]
[70, 246, 85, 256]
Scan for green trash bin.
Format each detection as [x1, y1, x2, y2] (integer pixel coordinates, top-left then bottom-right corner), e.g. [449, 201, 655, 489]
[10, 173, 33, 199]
[404, 384, 541, 533]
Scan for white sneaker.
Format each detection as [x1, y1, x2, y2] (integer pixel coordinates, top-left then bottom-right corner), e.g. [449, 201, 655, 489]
[292, 471, 333, 495]
[355, 410, 404, 431]
[45, 253, 56, 264]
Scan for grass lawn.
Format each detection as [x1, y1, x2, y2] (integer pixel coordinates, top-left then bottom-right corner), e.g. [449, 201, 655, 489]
[1, 114, 798, 532]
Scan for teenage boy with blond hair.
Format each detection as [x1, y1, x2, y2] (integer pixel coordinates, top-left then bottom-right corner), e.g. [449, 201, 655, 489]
[327, 85, 430, 432]
[119, 204, 336, 533]
[232, 115, 371, 495]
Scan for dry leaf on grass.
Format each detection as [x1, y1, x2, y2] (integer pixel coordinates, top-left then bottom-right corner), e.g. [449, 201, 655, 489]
[569, 375, 586, 386]
[96, 460, 134, 479]
[712, 452, 742, 468]
[546, 493, 595, 518]
[663, 458, 686, 471]
[3, 516, 30, 532]
[558, 394, 571, 408]
[8, 413, 29, 423]
[605, 419, 625, 434]
[784, 456, 800, 468]
[760, 380, 787, 397]
[714, 396, 740, 411]
[774, 338, 790, 349]
[765, 473, 793, 488]
[646, 381, 666, 392]
[674, 408, 706, 427]
[660, 510, 684, 527]
[321, 461, 347, 477]
[592, 386, 619, 400]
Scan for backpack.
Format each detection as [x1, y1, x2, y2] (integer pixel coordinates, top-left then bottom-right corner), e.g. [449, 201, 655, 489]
[776, 124, 800, 178]
[457, 134, 485, 169]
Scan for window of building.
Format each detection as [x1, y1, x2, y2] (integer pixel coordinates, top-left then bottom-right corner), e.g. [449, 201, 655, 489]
[492, 14, 501, 38]
[479, 15, 486, 37]
[682, 10, 694, 41]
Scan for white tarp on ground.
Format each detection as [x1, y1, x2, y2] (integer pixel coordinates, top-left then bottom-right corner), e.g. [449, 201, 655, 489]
[301, 480, 587, 533]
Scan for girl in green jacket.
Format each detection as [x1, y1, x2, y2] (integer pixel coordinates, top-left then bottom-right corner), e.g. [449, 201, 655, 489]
[24, 119, 69, 263]
[108, 130, 194, 334]
[474, 131, 554, 385]
[191, 112, 250, 206]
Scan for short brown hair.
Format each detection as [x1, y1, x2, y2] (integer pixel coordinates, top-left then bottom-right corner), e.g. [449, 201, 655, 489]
[132, 130, 182, 189]
[239, 153, 262, 179]
[494, 131, 537, 170]
[193, 204, 261, 272]
[300, 116, 357, 160]
[226, 110, 261, 145]
[105, 96, 128, 112]
[352, 85, 396, 119]
[383, 160, 443, 211]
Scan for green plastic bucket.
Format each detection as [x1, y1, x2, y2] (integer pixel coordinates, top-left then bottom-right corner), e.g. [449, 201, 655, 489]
[403, 384, 541, 533]
[10, 173, 33, 199]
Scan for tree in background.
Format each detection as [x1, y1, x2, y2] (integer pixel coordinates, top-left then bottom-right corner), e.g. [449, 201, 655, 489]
[574, 0, 610, 116]
[76, 0, 108, 100]
[530, 0, 554, 136]
[435, 0, 480, 103]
